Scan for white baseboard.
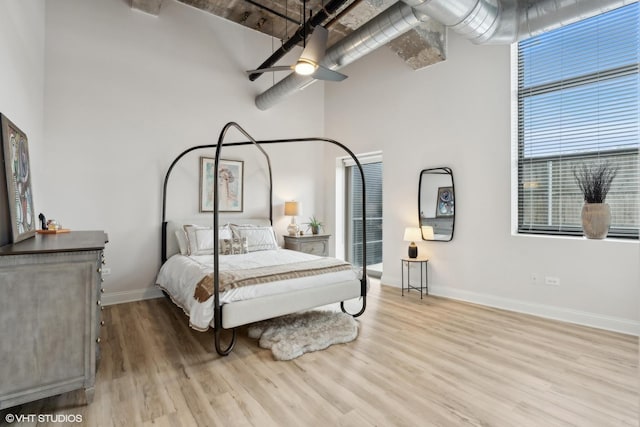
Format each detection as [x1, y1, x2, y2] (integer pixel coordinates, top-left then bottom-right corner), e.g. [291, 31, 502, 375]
[102, 287, 165, 306]
[428, 285, 639, 336]
[380, 273, 399, 286]
[380, 274, 638, 336]
[103, 279, 639, 336]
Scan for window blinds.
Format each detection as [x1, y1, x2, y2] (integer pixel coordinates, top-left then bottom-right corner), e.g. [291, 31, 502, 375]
[347, 161, 383, 267]
[517, 3, 639, 238]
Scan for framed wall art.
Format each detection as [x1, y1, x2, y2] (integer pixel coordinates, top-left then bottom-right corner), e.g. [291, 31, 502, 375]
[1, 114, 36, 243]
[435, 186, 454, 218]
[200, 157, 244, 212]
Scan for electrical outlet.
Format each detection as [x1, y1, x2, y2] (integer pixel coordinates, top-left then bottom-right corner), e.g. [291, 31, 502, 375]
[530, 273, 539, 285]
[102, 267, 112, 276]
[544, 276, 560, 286]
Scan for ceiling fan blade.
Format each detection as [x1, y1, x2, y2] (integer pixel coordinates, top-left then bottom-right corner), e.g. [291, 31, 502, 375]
[300, 26, 328, 64]
[311, 65, 348, 82]
[245, 65, 293, 74]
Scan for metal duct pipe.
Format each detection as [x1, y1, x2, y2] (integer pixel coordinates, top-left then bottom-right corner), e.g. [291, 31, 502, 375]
[255, 1, 424, 110]
[403, 0, 631, 44]
[324, 2, 425, 67]
[516, 0, 634, 40]
[402, 0, 501, 43]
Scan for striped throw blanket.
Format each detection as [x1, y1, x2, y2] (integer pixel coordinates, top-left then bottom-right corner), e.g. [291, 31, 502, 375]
[194, 257, 352, 303]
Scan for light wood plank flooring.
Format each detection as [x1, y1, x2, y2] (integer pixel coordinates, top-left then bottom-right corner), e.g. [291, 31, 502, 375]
[1, 280, 637, 426]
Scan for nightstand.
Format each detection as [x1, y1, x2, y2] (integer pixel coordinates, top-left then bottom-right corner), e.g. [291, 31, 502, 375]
[283, 234, 331, 256]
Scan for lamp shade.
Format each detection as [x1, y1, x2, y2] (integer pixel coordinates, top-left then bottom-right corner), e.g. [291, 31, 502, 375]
[284, 201, 300, 216]
[403, 227, 422, 242]
[421, 225, 435, 240]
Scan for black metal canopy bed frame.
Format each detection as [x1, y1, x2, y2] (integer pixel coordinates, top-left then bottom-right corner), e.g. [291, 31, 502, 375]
[161, 122, 368, 356]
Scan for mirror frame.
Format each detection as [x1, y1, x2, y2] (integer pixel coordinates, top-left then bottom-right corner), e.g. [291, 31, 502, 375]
[418, 167, 455, 242]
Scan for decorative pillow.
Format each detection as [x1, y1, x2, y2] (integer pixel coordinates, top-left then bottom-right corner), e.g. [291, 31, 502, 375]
[230, 224, 278, 252]
[175, 230, 189, 255]
[219, 237, 249, 255]
[183, 224, 232, 255]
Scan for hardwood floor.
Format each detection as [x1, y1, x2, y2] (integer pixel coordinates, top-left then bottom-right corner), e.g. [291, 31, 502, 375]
[1, 280, 637, 426]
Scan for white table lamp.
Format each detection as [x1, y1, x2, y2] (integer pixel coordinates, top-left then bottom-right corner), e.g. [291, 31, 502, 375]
[403, 227, 422, 258]
[284, 201, 300, 236]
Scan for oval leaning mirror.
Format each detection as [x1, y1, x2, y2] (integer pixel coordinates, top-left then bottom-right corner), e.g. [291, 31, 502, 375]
[418, 167, 455, 241]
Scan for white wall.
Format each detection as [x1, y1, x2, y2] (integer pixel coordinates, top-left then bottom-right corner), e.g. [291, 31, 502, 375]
[42, 0, 327, 304]
[0, 0, 46, 245]
[325, 32, 639, 334]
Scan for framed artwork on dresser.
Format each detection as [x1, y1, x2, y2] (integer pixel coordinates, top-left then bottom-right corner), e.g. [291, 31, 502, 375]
[0, 113, 36, 243]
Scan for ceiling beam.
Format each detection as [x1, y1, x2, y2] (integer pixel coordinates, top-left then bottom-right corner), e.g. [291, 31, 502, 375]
[131, 0, 164, 16]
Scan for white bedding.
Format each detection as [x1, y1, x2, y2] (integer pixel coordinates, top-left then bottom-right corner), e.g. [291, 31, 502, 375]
[156, 249, 359, 330]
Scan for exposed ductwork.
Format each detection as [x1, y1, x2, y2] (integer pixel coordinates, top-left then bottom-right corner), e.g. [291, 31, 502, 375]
[516, 0, 635, 39]
[255, 2, 425, 110]
[255, 0, 632, 110]
[402, 0, 503, 43]
[405, 0, 633, 44]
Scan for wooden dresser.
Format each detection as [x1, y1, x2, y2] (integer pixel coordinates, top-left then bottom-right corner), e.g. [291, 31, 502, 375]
[283, 234, 331, 256]
[0, 231, 108, 409]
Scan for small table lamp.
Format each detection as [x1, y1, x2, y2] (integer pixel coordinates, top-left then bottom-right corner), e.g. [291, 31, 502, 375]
[403, 227, 422, 258]
[284, 201, 300, 236]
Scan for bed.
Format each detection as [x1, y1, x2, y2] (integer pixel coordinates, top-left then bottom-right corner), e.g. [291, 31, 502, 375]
[158, 122, 368, 355]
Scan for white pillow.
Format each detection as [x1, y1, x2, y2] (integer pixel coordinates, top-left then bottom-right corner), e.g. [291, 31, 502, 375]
[230, 224, 278, 252]
[183, 224, 232, 255]
[175, 230, 189, 255]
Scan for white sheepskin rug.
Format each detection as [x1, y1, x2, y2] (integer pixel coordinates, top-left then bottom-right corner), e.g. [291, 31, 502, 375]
[247, 310, 358, 361]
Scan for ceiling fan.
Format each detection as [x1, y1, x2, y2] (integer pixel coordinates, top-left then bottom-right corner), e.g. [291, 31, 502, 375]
[246, 25, 347, 82]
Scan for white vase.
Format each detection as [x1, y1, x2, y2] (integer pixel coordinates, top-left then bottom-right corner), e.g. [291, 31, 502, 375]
[581, 203, 611, 239]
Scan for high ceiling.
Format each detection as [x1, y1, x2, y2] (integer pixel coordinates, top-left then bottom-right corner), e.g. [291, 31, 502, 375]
[130, 0, 630, 109]
[131, 0, 446, 73]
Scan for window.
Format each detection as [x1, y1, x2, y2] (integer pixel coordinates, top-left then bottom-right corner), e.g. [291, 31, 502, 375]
[517, 3, 639, 238]
[345, 156, 383, 268]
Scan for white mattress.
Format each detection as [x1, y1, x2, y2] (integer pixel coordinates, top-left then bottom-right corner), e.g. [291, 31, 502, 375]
[156, 249, 359, 330]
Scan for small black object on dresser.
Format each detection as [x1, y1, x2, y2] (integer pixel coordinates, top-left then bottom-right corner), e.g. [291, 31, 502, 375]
[38, 212, 47, 230]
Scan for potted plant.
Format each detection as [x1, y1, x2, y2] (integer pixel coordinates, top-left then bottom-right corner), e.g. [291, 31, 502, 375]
[573, 162, 617, 239]
[306, 216, 324, 235]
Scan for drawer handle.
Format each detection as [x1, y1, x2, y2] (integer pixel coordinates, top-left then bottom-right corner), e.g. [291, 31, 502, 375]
[101, 306, 104, 311]
[100, 320, 105, 326]
[97, 268, 102, 274]
[101, 277, 105, 283]
[96, 337, 101, 343]
[97, 300, 101, 306]
[101, 288, 105, 293]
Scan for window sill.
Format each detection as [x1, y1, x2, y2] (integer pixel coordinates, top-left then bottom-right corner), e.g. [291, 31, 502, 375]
[512, 232, 639, 244]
